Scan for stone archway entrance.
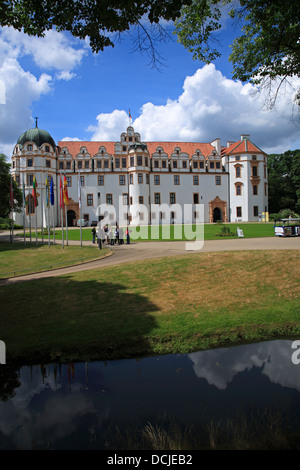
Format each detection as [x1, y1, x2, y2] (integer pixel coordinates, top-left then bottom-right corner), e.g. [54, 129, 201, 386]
[67, 210, 76, 227]
[213, 207, 222, 222]
[209, 196, 228, 223]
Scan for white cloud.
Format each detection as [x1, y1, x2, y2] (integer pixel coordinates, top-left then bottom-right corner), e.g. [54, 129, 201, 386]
[87, 109, 130, 141]
[88, 64, 300, 153]
[0, 27, 87, 157]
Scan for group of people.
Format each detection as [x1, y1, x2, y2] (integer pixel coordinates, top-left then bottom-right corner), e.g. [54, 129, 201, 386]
[92, 224, 131, 248]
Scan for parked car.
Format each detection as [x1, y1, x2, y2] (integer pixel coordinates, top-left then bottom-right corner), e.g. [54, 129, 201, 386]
[77, 219, 88, 227]
[90, 220, 98, 227]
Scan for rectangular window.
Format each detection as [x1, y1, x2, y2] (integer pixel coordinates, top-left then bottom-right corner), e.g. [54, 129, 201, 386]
[236, 166, 241, 178]
[154, 160, 159, 168]
[80, 175, 85, 186]
[236, 184, 242, 196]
[253, 206, 259, 217]
[236, 156, 240, 161]
[85, 160, 89, 169]
[122, 146, 126, 152]
[252, 166, 258, 177]
[138, 173, 143, 184]
[97, 160, 101, 168]
[193, 161, 198, 169]
[119, 175, 126, 185]
[130, 156, 134, 167]
[78, 161, 82, 169]
[154, 175, 160, 185]
[145, 157, 148, 167]
[98, 175, 104, 186]
[130, 174, 133, 184]
[15, 175, 19, 185]
[123, 193, 129, 205]
[170, 193, 176, 204]
[87, 194, 93, 206]
[106, 194, 113, 205]
[236, 207, 242, 217]
[253, 185, 258, 195]
[162, 160, 167, 168]
[115, 158, 120, 168]
[46, 160, 51, 168]
[139, 196, 144, 204]
[27, 144, 33, 151]
[104, 160, 109, 169]
[45, 146, 50, 152]
[122, 157, 127, 168]
[210, 161, 214, 169]
[66, 176, 71, 187]
[130, 197, 133, 205]
[146, 174, 149, 184]
[215, 175, 221, 185]
[59, 161, 64, 169]
[182, 160, 187, 169]
[216, 162, 221, 169]
[174, 175, 180, 185]
[199, 161, 204, 169]
[27, 174, 33, 186]
[137, 156, 143, 166]
[154, 193, 160, 204]
[66, 161, 71, 169]
[173, 161, 177, 169]
[252, 155, 257, 160]
[193, 175, 199, 185]
[193, 193, 199, 204]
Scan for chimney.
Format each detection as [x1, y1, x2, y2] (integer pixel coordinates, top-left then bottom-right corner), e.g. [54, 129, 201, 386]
[241, 134, 250, 141]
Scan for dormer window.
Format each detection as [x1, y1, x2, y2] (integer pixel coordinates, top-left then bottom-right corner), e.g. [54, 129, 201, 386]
[45, 145, 50, 152]
[28, 144, 33, 151]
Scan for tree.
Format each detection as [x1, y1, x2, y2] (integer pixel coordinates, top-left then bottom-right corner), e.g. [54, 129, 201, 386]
[0, 0, 192, 67]
[0, 154, 23, 218]
[175, 0, 300, 109]
[267, 150, 300, 214]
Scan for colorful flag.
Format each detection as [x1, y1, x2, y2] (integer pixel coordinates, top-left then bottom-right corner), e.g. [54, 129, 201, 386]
[59, 174, 64, 208]
[45, 177, 49, 207]
[50, 176, 54, 205]
[78, 172, 81, 209]
[22, 179, 26, 207]
[129, 108, 132, 119]
[63, 175, 69, 205]
[32, 175, 38, 207]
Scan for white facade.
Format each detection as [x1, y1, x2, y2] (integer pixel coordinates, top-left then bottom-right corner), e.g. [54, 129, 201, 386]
[11, 126, 268, 228]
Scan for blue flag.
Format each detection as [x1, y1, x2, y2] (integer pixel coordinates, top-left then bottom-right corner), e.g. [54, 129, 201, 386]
[50, 176, 54, 205]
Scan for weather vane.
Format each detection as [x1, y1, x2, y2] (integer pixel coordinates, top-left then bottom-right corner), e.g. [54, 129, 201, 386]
[35, 117, 39, 128]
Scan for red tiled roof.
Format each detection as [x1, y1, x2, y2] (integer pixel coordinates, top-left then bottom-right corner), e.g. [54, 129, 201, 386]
[58, 140, 216, 159]
[221, 139, 267, 156]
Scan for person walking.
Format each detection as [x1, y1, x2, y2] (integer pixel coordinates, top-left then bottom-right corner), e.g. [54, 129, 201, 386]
[92, 226, 96, 243]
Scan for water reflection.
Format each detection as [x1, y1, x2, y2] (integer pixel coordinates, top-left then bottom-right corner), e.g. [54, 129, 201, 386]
[0, 339, 299, 449]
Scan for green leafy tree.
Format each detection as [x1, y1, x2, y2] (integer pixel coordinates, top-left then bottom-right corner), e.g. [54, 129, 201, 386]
[175, 0, 300, 108]
[0, 0, 192, 67]
[268, 150, 300, 214]
[0, 154, 23, 218]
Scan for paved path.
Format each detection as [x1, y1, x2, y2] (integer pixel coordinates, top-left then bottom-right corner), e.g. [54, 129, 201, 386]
[0, 232, 299, 285]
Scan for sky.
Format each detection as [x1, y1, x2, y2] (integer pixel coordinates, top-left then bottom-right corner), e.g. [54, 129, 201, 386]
[0, 11, 300, 161]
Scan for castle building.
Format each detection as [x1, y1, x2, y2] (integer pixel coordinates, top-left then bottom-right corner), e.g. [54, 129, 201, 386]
[11, 124, 269, 227]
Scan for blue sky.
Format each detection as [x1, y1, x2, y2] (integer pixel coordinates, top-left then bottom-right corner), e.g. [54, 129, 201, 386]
[0, 14, 299, 160]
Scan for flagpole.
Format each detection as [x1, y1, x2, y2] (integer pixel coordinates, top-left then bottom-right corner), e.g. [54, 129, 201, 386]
[46, 173, 50, 247]
[60, 172, 64, 249]
[78, 171, 82, 247]
[50, 175, 55, 245]
[22, 176, 26, 247]
[10, 176, 14, 246]
[64, 173, 68, 246]
[41, 181, 44, 245]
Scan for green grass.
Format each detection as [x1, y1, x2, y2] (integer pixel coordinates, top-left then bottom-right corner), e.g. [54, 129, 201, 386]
[0, 242, 110, 279]
[32, 222, 274, 242]
[0, 249, 299, 365]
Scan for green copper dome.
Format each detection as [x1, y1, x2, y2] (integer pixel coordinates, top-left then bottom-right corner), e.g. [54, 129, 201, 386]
[17, 126, 56, 150]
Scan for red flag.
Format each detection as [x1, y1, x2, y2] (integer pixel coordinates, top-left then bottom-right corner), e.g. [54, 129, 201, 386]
[32, 175, 38, 207]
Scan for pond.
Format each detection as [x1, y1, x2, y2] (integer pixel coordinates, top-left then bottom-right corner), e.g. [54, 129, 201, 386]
[0, 339, 300, 450]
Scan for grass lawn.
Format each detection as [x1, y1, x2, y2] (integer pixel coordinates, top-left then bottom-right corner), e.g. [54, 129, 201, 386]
[0, 242, 110, 279]
[34, 222, 274, 242]
[0, 249, 299, 365]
